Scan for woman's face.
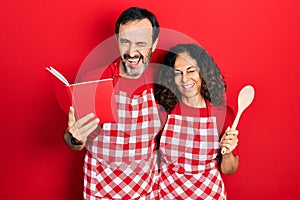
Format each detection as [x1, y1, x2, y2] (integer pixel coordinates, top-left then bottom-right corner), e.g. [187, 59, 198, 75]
[173, 52, 202, 101]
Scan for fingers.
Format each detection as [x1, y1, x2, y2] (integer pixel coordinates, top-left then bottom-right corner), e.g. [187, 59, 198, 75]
[76, 117, 100, 141]
[221, 135, 238, 146]
[221, 127, 231, 154]
[223, 133, 239, 141]
[225, 126, 239, 136]
[221, 128, 239, 154]
[68, 111, 100, 144]
[76, 113, 97, 128]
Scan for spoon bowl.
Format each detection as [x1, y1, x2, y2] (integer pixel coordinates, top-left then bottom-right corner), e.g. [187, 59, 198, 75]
[221, 85, 255, 154]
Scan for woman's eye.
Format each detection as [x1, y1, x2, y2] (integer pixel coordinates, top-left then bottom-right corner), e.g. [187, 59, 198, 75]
[187, 66, 197, 73]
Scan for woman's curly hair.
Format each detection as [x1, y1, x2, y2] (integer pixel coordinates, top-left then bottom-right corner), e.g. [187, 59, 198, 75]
[154, 44, 227, 113]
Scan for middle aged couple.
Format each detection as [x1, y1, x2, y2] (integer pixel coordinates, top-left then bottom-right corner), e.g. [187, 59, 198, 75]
[64, 7, 239, 200]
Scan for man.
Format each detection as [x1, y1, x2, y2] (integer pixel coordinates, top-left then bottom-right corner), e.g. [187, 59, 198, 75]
[63, 7, 161, 199]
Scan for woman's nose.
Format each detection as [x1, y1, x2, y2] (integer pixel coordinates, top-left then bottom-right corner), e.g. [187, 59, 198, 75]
[181, 73, 188, 83]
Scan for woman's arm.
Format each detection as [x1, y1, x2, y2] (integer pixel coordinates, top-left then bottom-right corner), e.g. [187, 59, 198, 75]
[220, 153, 239, 174]
[220, 128, 239, 174]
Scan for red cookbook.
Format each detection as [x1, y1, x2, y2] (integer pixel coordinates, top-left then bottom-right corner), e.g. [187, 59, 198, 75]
[46, 66, 116, 124]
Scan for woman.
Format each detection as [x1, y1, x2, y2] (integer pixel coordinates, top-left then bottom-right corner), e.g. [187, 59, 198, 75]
[155, 44, 239, 199]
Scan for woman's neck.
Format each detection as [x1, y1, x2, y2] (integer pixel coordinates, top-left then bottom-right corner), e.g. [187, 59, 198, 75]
[181, 95, 206, 108]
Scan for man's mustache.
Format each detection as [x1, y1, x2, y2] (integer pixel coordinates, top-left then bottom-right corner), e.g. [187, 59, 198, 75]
[123, 53, 143, 61]
[123, 48, 152, 65]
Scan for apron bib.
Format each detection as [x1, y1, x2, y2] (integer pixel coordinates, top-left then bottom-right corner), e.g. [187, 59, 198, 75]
[84, 87, 161, 200]
[159, 102, 226, 200]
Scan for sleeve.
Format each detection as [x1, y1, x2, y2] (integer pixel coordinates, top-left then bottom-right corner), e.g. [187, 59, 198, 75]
[224, 106, 239, 156]
[156, 103, 168, 134]
[213, 105, 234, 134]
[155, 102, 168, 150]
[223, 106, 235, 132]
[214, 105, 239, 156]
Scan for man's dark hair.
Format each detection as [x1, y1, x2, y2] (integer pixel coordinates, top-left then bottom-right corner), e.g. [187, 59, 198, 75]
[115, 7, 160, 43]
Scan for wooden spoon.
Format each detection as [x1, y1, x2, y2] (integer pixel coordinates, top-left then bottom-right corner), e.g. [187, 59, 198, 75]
[221, 85, 255, 155]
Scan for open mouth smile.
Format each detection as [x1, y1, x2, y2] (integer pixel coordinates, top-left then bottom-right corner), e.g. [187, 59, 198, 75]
[182, 83, 195, 90]
[124, 54, 143, 67]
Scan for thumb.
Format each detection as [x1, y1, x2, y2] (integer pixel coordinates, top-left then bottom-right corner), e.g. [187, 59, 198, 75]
[226, 126, 231, 132]
[68, 106, 76, 128]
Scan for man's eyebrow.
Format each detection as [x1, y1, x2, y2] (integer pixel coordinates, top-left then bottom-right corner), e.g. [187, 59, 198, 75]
[120, 38, 130, 42]
[136, 41, 147, 45]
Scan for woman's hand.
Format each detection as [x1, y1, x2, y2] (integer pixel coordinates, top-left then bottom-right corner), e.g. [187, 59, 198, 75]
[220, 127, 239, 174]
[220, 127, 239, 155]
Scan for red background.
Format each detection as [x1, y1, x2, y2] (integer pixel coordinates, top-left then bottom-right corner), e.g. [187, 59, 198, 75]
[1, 0, 299, 199]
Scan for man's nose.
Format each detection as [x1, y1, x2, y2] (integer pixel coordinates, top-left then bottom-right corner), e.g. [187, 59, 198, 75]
[127, 43, 138, 56]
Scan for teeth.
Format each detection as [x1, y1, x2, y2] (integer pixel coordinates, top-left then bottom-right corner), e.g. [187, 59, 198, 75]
[183, 84, 194, 89]
[128, 58, 139, 64]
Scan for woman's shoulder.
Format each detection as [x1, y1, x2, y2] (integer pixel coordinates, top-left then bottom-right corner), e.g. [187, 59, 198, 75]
[212, 104, 236, 133]
[212, 104, 235, 118]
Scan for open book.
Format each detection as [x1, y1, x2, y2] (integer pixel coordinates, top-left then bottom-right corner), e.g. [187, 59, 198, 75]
[46, 66, 116, 124]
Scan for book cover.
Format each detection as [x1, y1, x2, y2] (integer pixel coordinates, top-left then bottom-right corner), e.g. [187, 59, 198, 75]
[46, 66, 117, 124]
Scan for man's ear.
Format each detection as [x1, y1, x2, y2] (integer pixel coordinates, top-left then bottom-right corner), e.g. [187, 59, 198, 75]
[151, 38, 159, 52]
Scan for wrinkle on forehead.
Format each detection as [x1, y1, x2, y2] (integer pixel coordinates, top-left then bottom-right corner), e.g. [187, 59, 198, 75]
[118, 19, 153, 43]
[119, 19, 153, 32]
[174, 52, 198, 70]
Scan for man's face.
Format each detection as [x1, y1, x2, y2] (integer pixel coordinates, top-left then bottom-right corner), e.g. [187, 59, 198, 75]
[118, 18, 157, 77]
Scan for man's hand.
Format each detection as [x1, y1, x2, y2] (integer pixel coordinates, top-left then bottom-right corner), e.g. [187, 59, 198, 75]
[64, 106, 100, 150]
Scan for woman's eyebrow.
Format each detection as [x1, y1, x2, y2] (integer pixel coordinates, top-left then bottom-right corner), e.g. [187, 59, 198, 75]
[187, 66, 196, 70]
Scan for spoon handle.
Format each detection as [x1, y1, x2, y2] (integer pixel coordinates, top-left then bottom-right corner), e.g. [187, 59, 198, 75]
[231, 110, 242, 130]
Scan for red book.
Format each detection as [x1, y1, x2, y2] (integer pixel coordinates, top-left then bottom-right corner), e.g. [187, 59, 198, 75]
[45, 66, 117, 124]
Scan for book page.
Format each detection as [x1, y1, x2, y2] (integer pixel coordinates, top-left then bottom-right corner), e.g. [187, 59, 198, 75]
[47, 66, 70, 86]
[71, 78, 113, 86]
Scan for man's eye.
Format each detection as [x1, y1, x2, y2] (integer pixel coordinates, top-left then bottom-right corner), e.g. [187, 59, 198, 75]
[174, 72, 181, 76]
[121, 40, 130, 44]
[137, 43, 146, 47]
[188, 70, 195, 73]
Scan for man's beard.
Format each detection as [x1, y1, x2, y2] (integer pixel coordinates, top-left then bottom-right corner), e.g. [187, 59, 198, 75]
[122, 50, 152, 77]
